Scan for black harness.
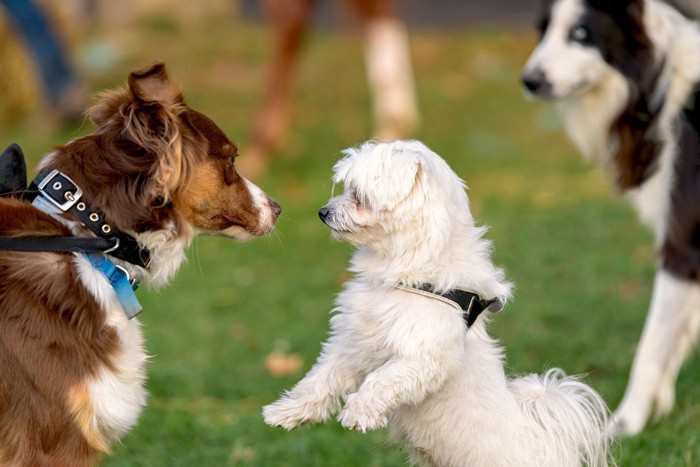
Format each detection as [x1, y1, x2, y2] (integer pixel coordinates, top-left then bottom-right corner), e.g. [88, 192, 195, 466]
[396, 284, 502, 329]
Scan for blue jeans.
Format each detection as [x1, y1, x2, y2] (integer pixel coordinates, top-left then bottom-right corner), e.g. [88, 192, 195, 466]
[1, 0, 77, 105]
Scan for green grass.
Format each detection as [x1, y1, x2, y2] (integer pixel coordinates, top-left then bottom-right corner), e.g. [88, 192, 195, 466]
[2, 7, 698, 466]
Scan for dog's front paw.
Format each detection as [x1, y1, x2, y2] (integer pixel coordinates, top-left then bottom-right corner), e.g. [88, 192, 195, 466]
[338, 393, 387, 432]
[263, 396, 336, 430]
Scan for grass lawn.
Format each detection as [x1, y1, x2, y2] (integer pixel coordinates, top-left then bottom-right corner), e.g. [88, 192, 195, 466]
[1, 4, 698, 466]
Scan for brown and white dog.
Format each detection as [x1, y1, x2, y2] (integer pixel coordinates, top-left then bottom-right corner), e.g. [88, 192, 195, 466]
[0, 62, 280, 466]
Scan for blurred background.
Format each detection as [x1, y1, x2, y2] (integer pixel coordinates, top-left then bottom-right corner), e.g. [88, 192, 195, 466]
[0, 0, 697, 465]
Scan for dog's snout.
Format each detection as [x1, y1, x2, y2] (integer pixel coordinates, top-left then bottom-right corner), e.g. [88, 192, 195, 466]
[269, 198, 282, 219]
[522, 69, 551, 97]
[318, 206, 330, 223]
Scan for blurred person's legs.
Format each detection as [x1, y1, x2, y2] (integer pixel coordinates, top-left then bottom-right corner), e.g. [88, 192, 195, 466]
[350, 0, 418, 141]
[0, 0, 83, 120]
[241, 0, 418, 181]
[243, 0, 314, 180]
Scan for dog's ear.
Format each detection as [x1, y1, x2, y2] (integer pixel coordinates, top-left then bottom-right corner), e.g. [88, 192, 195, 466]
[128, 62, 182, 106]
[0, 143, 27, 194]
[126, 63, 192, 201]
[89, 62, 184, 128]
[380, 147, 422, 209]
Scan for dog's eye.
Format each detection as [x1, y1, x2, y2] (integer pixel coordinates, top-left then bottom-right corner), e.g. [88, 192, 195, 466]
[228, 156, 236, 166]
[569, 25, 590, 43]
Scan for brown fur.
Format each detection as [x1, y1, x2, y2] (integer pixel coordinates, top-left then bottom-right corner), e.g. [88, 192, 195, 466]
[0, 199, 117, 466]
[0, 62, 280, 466]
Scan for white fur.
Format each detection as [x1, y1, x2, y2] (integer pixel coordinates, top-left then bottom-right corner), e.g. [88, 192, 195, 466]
[220, 177, 279, 241]
[264, 141, 611, 466]
[611, 271, 700, 435]
[73, 255, 147, 441]
[524, 0, 618, 104]
[523, 0, 700, 435]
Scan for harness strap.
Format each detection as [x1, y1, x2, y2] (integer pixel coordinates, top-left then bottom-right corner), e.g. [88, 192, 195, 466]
[0, 235, 115, 253]
[396, 284, 501, 329]
[84, 253, 142, 319]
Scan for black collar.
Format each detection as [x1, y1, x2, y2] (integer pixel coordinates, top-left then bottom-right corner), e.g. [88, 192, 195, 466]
[396, 283, 501, 328]
[26, 170, 151, 268]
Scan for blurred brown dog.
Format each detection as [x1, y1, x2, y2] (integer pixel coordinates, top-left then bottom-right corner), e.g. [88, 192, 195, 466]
[242, 0, 419, 179]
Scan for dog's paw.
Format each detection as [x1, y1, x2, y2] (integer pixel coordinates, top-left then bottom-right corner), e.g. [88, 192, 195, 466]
[263, 396, 335, 430]
[609, 406, 647, 437]
[338, 393, 387, 432]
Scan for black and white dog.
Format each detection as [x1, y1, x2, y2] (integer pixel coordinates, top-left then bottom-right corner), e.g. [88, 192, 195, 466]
[522, 0, 700, 436]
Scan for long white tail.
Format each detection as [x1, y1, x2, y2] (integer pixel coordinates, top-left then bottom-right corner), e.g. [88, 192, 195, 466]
[509, 368, 611, 467]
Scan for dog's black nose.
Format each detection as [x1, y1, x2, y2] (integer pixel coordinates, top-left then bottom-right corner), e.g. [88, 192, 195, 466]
[522, 69, 550, 96]
[318, 206, 330, 222]
[269, 199, 282, 218]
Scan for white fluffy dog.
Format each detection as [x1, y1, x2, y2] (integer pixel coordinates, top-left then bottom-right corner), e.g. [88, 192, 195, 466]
[263, 140, 611, 467]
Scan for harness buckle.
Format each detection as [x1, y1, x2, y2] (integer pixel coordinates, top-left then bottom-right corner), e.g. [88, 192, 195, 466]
[115, 264, 138, 289]
[37, 169, 83, 211]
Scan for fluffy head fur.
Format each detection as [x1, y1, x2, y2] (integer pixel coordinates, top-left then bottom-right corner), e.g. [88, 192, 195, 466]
[321, 140, 511, 299]
[264, 140, 611, 466]
[0, 62, 280, 466]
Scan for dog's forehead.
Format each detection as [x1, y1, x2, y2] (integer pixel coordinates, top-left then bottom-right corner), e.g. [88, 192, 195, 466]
[333, 147, 395, 184]
[185, 109, 237, 158]
[540, 0, 585, 38]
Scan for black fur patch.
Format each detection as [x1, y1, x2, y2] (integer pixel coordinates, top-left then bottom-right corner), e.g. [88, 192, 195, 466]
[535, 0, 556, 38]
[579, 0, 662, 190]
[661, 87, 700, 280]
[581, 0, 652, 83]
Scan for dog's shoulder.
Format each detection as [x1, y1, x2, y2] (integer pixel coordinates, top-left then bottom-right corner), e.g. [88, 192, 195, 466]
[0, 197, 70, 236]
[0, 198, 97, 322]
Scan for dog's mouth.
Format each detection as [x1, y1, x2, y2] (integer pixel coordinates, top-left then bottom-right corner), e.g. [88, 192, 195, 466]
[319, 206, 350, 231]
[212, 215, 274, 238]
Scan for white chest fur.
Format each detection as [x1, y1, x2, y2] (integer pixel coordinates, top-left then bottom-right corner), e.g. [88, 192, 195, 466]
[73, 255, 148, 441]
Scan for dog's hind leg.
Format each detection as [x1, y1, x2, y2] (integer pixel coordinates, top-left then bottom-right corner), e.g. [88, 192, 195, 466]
[611, 270, 700, 436]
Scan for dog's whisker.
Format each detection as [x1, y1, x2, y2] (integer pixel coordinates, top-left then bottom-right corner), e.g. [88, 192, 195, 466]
[191, 237, 204, 279]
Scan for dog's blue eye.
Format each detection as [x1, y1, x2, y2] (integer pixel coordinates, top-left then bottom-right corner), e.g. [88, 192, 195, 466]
[569, 25, 590, 43]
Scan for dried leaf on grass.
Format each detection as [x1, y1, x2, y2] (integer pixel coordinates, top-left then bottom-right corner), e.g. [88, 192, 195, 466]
[264, 351, 304, 377]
